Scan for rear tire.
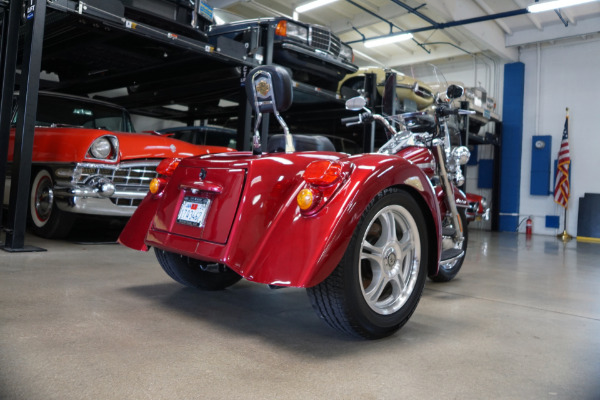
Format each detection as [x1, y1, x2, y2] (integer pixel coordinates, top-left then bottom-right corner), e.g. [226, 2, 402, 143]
[307, 188, 428, 339]
[29, 169, 75, 239]
[154, 248, 242, 290]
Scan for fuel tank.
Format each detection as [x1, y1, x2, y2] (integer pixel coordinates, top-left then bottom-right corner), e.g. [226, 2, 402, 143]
[397, 146, 436, 177]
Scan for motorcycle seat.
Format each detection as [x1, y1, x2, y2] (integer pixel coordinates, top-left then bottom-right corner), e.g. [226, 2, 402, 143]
[268, 134, 336, 153]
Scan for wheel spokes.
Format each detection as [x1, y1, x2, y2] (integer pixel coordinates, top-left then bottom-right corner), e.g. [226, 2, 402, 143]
[379, 211, 397, 245]
[359, 204, 421, 315]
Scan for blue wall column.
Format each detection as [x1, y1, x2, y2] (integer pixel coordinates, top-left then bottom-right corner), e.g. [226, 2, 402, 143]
[499, 62, 525, 231]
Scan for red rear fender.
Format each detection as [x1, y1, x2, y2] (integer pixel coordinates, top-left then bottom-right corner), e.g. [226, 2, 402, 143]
[118, 193, 161, 251]
[137, 152, 441, 287]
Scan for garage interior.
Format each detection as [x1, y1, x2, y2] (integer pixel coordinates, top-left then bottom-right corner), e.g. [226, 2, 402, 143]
[1, 0, 600, 399]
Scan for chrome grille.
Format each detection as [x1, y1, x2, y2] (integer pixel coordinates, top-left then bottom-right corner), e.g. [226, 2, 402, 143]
[309, 26, 341, 56]
[75, 161, 159, 207]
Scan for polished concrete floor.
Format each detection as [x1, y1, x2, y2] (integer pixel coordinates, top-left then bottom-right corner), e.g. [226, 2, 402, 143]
[1, 228, 599, 400]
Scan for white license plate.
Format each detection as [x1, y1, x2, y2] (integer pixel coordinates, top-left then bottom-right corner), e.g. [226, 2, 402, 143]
[176, 196, 211, 227]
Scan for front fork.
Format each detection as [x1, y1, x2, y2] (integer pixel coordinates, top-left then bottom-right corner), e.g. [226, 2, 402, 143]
[435, 143, 463, 241]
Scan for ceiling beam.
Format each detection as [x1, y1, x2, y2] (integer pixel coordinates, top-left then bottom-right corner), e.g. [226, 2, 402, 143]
[506, 15, 600, 46]
[421, 0, 519, 61]
[512, 0, 543, 30]
[473, 0, 512, 35]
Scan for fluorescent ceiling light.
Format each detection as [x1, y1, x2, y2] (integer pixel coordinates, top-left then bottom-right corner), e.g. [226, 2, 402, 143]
[295, 0, 339, 13]
[527, 0, 597, 13]
[364, 33, 414, 48]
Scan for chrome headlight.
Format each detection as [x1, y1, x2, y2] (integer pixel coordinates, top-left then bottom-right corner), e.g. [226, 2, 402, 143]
[87, 135, 118, 161]
[277, 21, 308, 43]
[339, 44, 353, 62]
[452, 146, 471, 165]
[90, 138, 111, 159]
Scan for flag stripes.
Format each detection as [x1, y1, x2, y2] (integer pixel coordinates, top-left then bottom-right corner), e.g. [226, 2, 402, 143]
[554, 116, 570, 208]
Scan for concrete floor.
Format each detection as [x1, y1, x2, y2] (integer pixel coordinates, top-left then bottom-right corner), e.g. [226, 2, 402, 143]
[1, 229, 599, 400]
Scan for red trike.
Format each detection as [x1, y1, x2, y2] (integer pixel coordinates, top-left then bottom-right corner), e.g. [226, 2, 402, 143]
[119, 65, 472, 339]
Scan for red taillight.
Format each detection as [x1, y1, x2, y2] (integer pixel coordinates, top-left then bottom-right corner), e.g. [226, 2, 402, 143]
[298, 160, 350, 215]
[303, 160, 343, 186]
[156, 158, 181, 176]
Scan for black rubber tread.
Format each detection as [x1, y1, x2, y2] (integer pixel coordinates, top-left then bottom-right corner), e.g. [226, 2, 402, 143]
[307, 264, 361, 337]
[430, 209, 468, 283]
[28, 169, 76, 239]
[154, 248, 242, 291]
[307, 187, 428, 339]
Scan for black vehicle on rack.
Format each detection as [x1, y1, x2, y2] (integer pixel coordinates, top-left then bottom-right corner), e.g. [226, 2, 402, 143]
[208, 17, 357, 91]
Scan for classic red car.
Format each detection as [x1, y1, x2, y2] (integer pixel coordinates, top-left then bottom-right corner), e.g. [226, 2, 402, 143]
[4, 92, 232, 239]
[465, 193, 490, 223]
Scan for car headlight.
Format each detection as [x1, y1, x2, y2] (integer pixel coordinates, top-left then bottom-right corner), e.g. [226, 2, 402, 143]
[90, 138, 112, 159]
[339, 44, 354, 62]
[275, 20, 308, 43]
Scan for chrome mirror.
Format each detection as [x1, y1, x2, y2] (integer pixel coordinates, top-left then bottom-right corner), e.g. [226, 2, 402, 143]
[345, 96, 367, 111]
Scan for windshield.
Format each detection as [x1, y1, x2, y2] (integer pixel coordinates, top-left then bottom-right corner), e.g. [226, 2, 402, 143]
[13, 94, 136, 132]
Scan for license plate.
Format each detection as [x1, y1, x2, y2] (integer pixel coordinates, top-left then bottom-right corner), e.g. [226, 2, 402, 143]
[176, 196, 211, 227]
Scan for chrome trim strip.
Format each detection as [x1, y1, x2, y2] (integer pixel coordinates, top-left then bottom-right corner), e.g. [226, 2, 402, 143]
[280, 43, 357, 72]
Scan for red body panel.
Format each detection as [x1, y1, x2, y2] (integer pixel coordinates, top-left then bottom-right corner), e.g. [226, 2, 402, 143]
[397, 146, 436, 177]
[120, 151, 442, 288]
[7, 127, 226, 164]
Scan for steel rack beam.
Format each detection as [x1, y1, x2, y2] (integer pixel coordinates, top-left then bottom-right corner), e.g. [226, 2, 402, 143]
[0, 0, 22, 239]
[2, 0, 48, 252]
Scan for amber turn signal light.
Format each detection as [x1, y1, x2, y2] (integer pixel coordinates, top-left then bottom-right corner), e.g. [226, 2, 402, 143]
[297, 188, 315, 211]
[149, 178, 164, 194]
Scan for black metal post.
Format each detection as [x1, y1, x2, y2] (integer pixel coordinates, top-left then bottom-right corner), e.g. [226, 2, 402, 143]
[362, 73, 377, 152]
[237, 65, 253, 151]
[259, 23, 274, 148]
[2, 0, 47, 252]
[0, 0, 22, 240]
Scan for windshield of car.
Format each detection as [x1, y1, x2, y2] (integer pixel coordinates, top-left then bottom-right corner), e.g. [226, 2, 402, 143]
[13, 94, 136, 132]
[168, 127, 237, 148]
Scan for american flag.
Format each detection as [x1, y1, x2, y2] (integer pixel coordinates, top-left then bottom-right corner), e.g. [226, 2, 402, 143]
[554, 115, 570, 208]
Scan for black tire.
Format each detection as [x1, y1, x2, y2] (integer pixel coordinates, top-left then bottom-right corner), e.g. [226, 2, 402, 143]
[154, 248, 242, 291]
[29, 169, 75, 239]
[307, 187, 428, 339]
[430, 209, 468, 282]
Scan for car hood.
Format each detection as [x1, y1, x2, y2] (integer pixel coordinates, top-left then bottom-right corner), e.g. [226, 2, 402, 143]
[8, 127, 231, 164]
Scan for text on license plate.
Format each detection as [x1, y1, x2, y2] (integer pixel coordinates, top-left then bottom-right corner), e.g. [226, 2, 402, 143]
[176, 196, 211, 227]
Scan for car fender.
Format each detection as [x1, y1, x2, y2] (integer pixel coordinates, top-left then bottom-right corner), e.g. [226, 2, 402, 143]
[232, 153, 441, 287]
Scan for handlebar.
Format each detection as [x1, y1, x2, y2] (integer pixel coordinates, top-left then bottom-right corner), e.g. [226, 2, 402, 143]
[438, 107, 476, 117]
[341, 112, 372, 126]
[341, 115, 361, 126]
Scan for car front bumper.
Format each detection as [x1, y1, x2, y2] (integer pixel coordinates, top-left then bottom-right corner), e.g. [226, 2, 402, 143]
[52, 160, 160, 217]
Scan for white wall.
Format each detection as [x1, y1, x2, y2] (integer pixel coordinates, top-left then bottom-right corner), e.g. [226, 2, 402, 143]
[519, 36, 600, 236]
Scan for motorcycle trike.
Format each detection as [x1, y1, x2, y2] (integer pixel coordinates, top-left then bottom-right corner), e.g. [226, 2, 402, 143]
[119, 65, 472, 339]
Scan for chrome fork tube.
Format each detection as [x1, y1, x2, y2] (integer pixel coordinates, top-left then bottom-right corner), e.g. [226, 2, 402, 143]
[435, 143, 462, 241]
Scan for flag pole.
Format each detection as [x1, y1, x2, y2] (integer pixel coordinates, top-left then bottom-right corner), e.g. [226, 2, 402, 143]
[557, 107, 572, 242]
[557, 206, 572, 241]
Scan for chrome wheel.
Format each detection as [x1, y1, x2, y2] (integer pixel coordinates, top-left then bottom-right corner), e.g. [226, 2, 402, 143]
[360, 205, 421, 315]
[307, 188, 428, 339]
[28, 169, 75, 239]
[30, 170, 54, 227]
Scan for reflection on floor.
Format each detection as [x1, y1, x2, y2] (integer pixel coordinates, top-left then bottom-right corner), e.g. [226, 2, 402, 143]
[1, 230, 599, 399]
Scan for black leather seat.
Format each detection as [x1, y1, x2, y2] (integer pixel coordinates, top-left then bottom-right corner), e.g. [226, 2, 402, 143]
[267, 134, 336, 153]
